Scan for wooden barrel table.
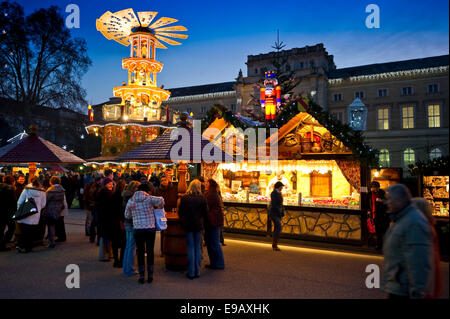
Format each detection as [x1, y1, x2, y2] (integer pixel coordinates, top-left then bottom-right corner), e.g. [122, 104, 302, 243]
[164, 212, 187, 271]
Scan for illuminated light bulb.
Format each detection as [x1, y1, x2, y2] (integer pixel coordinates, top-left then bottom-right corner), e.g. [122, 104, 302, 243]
[124, 115, 129, 121]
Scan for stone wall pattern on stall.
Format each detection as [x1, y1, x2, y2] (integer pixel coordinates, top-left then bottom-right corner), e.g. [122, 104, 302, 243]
[223, 205, 361, 240]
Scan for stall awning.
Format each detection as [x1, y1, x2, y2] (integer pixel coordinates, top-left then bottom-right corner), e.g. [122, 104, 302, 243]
[116, 128, 233, 163]
[0, 133, 85, 164]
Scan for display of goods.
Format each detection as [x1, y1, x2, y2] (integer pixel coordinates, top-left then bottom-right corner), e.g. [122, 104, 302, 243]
[301, 198, 357, 208]
[251, 195, 270, 202]
[223, 193, 238, 201]
[423, 188, 433, 199]
[425, 176, 448, 187]
[433, 187, 449, 198]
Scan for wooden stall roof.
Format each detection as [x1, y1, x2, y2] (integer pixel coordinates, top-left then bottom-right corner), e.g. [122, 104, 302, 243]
[0, 134, 85, 164]
[116, 128, 233, 163]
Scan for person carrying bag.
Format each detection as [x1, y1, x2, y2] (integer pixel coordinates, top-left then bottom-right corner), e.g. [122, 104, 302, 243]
[153, 208, 167, 231]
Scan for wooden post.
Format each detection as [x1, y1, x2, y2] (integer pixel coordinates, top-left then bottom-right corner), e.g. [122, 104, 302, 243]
[177, 161, 188, 198]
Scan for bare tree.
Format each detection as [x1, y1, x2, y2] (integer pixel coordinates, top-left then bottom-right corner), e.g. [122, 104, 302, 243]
[0, 2, 91, 123]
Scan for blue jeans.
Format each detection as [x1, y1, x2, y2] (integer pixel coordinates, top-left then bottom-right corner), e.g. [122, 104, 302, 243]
[186, 231, 202, 277]
[122, 225, 136, 276]
[205, 226, 225, 269]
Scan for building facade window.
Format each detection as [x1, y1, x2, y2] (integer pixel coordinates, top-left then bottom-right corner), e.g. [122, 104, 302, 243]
[378, 89, 388, 97]
[201, 107, 207, 113]
[333, 94, 342, 102]
[403, 148, 415, 168]
[355, 91, 364, 99]
[427, 104, 441, 128]
[286, 64, 291, 72]
[254, 68, 258, 74]
[401, 105, 415, 129]
[379, 149, 390, 167]
[231, 104, 236, 111]
[402, 87, 413, 96]
[428, 84, 439, 93]
[430, 148, 442, 160]
[377, 107, 389, 130]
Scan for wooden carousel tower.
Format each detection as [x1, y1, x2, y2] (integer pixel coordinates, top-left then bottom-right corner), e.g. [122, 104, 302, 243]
[85, 9, 188, 166]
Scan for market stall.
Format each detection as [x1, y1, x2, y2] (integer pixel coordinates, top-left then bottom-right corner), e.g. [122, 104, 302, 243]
[203, 109, 372, 245]
[410, 157, 449, 256]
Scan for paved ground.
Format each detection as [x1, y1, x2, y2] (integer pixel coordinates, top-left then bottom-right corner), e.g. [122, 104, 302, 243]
[0, 209, 448, 299]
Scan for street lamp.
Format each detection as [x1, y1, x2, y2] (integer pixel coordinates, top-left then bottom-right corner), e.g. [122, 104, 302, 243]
[347, 98, 368, 131]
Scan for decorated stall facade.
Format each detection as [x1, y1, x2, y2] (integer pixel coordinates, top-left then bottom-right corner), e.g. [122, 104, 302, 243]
[202, 101, 374, 244]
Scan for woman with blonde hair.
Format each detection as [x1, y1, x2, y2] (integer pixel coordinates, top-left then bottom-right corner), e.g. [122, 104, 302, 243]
[178, 179, 208, 279]
[412, 197, 442, 299]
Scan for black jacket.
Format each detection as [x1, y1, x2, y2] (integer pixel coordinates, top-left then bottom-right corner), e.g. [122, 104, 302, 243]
[0, 183, 17, 220]
[95, 187, 116, 239]
[178, 194, 208, 232]
[269, 190, 284, 218]
[367, 189, 387, 223]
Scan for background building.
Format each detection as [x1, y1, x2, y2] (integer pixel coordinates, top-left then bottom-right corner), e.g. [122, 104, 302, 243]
[0, 98, 100, 159]
[328, 55, 449, 171]
[167, 45, 448, 174]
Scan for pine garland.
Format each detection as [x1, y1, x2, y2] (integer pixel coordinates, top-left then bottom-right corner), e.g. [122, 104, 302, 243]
[408, 156, 449, 176]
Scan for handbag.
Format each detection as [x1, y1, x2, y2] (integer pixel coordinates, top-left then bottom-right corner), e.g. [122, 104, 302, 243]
[153, 208, 167, 231]
[13, 197, 39, 220]
[367, 217, 376, 234]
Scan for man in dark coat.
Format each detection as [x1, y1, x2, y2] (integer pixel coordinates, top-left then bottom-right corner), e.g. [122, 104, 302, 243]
[367, 181, 388, 250]
[269, 181, 284, 251]
[0, 175, 17, 251]
[154, 174, 178, 257]
[14, 174, 26, 199]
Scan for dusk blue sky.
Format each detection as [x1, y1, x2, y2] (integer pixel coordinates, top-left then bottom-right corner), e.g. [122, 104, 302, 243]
[19, 0, 449, 107]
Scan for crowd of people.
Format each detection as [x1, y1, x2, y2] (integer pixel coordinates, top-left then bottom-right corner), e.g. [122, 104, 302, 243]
[0, 172, 70, 252]
[0, 168, 443, 297]
[82, 169, 226, 283]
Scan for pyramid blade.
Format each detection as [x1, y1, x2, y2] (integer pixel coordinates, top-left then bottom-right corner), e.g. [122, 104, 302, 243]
[155, 32, 188, 39]
[154, 25, 187, 32]
[137, 11, 158, 27]
[96, 11, 133, 43]
[149, 17, 178, 30]
[155, 35, 182, 45]
[154, 39, 168, 49]
[113, 8, 140, 27]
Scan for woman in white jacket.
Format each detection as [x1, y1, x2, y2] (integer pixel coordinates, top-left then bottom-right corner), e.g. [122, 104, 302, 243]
[16, 177, 46, 253]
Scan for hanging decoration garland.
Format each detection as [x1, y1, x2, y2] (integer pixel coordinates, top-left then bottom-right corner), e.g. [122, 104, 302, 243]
[408, 156, 449, 176]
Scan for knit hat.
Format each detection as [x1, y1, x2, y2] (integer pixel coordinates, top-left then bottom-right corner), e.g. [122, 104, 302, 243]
[102, 177, 113, 186]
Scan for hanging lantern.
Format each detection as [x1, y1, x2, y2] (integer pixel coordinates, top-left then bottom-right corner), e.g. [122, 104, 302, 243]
[88, 105, 93, 122]
[347, 98, 367, 131]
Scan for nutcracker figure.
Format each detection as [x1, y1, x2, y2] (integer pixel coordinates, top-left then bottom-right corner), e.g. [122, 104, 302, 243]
[260, 71, 281, 120]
